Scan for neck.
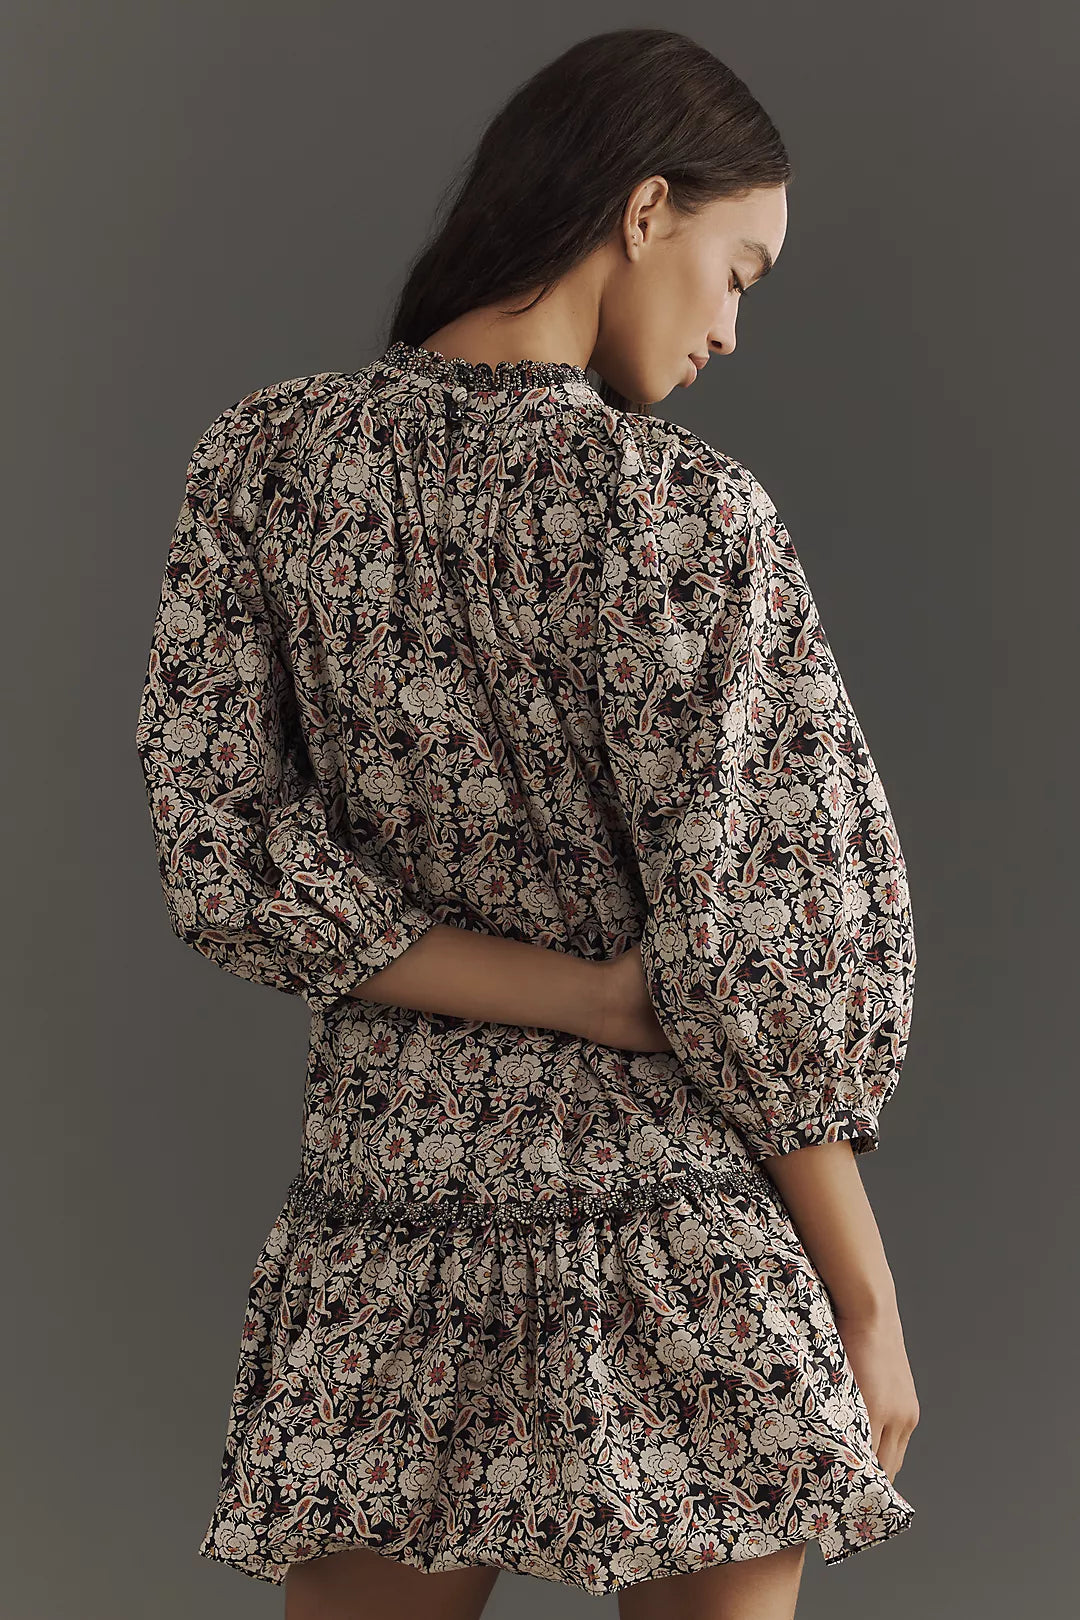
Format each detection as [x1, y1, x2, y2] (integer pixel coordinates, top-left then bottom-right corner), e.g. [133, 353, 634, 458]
[422, 263, 603, 373]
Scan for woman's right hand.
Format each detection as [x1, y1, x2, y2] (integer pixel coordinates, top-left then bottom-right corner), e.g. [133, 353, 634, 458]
[593, 941, 674, 1052]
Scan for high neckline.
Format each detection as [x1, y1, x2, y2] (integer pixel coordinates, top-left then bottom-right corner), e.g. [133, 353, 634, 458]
[378, 339, 595, 396]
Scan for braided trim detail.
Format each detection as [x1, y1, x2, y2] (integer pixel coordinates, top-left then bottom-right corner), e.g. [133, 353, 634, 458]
[284, 1160, 779, 1234]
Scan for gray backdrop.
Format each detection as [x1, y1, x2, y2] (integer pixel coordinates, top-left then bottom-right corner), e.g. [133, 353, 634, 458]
[4, 2, 1076, 1616]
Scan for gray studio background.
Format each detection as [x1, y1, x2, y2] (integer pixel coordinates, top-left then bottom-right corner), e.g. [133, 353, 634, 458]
[4, 3, 1076, 1616]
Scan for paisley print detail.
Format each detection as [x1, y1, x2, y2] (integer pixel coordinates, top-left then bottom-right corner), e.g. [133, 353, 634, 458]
[135, 339, 917, 1589]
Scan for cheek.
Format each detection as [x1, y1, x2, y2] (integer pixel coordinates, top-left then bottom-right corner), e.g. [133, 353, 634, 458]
[689, 261, 728, 320]
[660, 255, 717, 335]
[629, 261, 688, 340]
[683, 238, 729, 309]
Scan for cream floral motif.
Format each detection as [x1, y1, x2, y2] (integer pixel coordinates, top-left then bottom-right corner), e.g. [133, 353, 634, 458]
[135, 339, 916, 1590]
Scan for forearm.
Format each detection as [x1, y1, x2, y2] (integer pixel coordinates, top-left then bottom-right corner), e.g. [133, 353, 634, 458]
[759, 1141, 899, 1322]
[348, 921, 607, 1042]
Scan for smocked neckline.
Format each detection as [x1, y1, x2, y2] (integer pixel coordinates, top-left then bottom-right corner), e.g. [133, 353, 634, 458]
[378, 338, 594, 395]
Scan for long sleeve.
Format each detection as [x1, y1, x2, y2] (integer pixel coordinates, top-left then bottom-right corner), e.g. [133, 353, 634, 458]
[598, 427, 917, 1162]
[134, 377, 439, 1018]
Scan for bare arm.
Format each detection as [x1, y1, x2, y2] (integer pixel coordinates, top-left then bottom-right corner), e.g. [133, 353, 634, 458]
[349, 925, 671, 1051]
[761, 1142, 920, 1481]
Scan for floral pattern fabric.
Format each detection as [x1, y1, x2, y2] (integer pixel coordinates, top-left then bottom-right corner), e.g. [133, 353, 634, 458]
[135, 339, 917, 1592]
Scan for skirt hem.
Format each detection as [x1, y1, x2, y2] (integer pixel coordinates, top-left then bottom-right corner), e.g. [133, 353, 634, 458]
[197, 1500, 915, 1593]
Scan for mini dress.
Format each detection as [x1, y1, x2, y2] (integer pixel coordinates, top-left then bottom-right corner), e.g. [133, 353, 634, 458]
[134, 339, 918, 1592]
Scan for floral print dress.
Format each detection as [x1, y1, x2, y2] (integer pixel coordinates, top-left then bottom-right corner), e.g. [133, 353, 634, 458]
[134, 339, 918, 1593]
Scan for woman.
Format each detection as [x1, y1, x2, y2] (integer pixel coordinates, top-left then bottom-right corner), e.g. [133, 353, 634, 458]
[135, 26, 919, 1620]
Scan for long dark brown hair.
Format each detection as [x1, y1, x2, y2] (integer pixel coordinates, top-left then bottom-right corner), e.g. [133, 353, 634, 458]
[386, 28, 793, 414]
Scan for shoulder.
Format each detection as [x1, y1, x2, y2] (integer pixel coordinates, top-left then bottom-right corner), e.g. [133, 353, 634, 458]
[630, 415, 779, 540]
[186, 368, 366, 475]
[597, 413, 812, 682]
[607, 411, 787, 590]
[182, 367, 377, 531]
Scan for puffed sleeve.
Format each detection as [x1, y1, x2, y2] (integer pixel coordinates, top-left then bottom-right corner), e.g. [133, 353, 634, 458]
[134, 377, 440, 1018]
[598, 427, 917, 1161]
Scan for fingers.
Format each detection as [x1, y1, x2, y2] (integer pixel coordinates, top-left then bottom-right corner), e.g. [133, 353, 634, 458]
[874, 1422, 914, 1483]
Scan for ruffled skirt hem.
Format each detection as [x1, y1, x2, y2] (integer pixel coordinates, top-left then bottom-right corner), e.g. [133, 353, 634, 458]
[193, 1164, 915, 1593]
[197, 1495, 915, 1591]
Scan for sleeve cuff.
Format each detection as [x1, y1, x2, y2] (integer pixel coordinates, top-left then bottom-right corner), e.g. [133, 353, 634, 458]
[301, 906, 441, 1020]
[747, 1111, 881, 1163]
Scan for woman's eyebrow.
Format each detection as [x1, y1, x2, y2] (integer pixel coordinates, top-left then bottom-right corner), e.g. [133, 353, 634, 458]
[739, 239, 774, 280]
